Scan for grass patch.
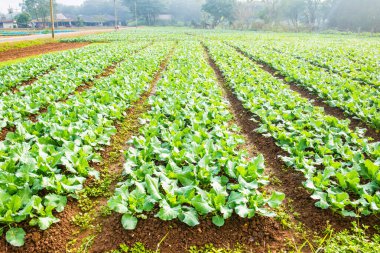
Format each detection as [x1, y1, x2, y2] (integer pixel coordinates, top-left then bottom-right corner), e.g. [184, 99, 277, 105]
[0, 55, 40, 67]
[0, 38, 55, 53]
[189, 244, 245, 253]
[107, 243, 156, 253]
[290, 222, 380, 252]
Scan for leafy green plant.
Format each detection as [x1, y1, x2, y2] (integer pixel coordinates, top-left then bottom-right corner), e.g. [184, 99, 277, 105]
[205, 41, 380, 217]
[0, 42, 171, 246]
[233, 41, 380, 129]
[109, 41, 284, 230]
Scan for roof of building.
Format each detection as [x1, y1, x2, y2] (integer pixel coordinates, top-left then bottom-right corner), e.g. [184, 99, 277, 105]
[67, 14, 114, 23]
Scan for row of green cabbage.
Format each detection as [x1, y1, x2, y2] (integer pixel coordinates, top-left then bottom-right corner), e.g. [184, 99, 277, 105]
[264, 41, 379, 88]
[205, 41, 380, 217]
[0, 42, 147, 132]
[231, 41, 380, 129]
[0, 42, 171, 247]
[108, 41, 284, 231]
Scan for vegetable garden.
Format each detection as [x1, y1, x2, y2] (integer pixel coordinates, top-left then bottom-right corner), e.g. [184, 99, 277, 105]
[0, 28, 379, 252]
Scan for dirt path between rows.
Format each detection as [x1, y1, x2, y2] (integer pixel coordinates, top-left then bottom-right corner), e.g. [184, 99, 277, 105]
[0, 42, 89, 62]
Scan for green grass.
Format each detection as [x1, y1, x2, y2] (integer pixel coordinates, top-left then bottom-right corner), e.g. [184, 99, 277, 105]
[290, 222, 380, 253]
[0, 39, 55, 53]
[0, 55, 40, 67]
[106, 243, 245, 253]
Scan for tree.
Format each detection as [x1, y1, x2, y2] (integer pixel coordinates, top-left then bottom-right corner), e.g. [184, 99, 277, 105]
[15, 12, 32, 28]
[168, 0, 204, 26]
[23, 0, 40, 21]
[305, 0, 321, 29]
[259, 0, 280, 25]
[328, 0, 380, 33]
[23, 0, 54, 27]
[123, 0, 166, 25]
[202, 0, 235, 28]
[280, 0, 306, 30]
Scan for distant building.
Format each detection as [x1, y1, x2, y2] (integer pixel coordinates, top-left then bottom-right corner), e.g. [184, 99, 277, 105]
[68, 15, 115, 27]
[157, 14, 172, 21]
[0, 20, 17, 29]
[32, 13, 72, 28]
[0, 14, 17, 29]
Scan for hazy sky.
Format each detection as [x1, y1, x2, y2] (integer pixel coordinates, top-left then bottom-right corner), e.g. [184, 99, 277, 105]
[0, 0, 85, 14]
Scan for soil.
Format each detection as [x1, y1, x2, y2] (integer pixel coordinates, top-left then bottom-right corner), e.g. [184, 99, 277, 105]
[233, 46, 380, 143]
[93, 214, 291, 253]
[0, 202, 79, 253]
[0, 126, 15, 141]
[0, 42, 89, 62]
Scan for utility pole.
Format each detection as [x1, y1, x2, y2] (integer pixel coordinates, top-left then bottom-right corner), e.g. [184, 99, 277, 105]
[114, 0, 117, 30]
[50, 0, 55, 39]
[135, 1, 137, 28]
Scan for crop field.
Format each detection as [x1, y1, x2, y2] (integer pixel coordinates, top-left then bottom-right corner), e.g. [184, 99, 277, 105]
[0, 28, 379, 252]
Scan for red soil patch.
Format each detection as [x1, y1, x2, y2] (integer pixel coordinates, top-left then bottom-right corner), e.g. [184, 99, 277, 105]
[92, 214, 291, 253]
[0, 202, 79, 253]
[0, 42, 89, 62]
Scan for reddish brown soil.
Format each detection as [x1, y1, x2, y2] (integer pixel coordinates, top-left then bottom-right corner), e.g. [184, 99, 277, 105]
[0, 126, 15, 141]
[233, 46, 380, 143]
[93, 214, 291, 253]
[0, 42, 89, 62]
[203, 45, 380, 235]
[0, 202, 79, 253]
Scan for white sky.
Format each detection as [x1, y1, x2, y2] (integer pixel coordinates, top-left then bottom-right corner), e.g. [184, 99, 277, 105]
[0, 0, 85, 14]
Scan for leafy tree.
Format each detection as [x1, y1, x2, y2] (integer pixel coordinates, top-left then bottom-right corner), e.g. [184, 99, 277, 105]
[305, 0, 321, 29]
[23, 0, 54, 27]
[280, 0, 306, 30]
[260, 0, 280, 25]
[202, 0, 235, 28]
[328, 0, 380, 33]
[123, 0, 166, 25]
[168, 0, 204, 26]
[15, 12, 32, 28]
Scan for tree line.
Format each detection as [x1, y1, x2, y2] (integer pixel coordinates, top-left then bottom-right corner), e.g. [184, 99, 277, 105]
[203, 0, 380, 32]
[6, 0, 380, 32]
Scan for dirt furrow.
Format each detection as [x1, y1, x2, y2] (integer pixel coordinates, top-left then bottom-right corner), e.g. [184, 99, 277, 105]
[202, 44, 380, 237]
[231, 44, 380, 143]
